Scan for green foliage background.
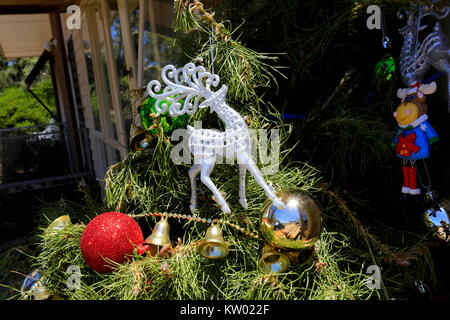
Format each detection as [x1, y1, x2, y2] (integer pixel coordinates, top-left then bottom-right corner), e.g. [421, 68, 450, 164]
[0, 57, 57, 129]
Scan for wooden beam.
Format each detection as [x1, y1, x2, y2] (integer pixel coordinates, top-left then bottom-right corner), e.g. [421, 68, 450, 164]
[0, 0, 81, 14]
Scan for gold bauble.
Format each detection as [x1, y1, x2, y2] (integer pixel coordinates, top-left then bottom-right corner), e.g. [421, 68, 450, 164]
[260, 189, 322, 251]
[425, 202, 450, 241]
[45, 215, 71, 235]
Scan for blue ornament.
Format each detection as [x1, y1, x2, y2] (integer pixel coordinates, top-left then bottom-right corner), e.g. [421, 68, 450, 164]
[21, 269, 52, 300]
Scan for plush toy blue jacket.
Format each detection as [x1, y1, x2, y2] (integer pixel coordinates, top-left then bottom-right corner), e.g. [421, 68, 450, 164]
[393, 114, 439, 160]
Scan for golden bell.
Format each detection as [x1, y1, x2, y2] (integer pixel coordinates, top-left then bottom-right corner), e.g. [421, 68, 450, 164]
[148, 216, 171, 247]
[258, 244, 290, 273]
[198, 221, 229, 259]
[130, 124, 150, 151]
[31, 281, 52, 300]
[45, 215, 71, 235]
[21, 269, 52, 300]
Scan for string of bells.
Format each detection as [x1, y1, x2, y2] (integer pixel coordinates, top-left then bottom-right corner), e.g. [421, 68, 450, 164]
[131, 189, 323, 273]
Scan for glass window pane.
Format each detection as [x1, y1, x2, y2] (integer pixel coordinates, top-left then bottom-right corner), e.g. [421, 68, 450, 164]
[143, 0, 182, 84]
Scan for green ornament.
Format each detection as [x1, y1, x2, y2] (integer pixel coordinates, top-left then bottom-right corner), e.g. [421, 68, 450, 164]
[375, 54, 396, 82]
[140, 95, 190, 136]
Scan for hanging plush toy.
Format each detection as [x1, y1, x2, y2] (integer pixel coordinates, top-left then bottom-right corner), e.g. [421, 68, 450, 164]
[393, 81, 439, 195]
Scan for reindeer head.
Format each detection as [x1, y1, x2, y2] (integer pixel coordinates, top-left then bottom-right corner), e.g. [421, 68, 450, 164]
[394, 82, 437, 126]
[397, 4, 449, 87]
[398, 4, 449, 37]
[147, 63, 224, 117]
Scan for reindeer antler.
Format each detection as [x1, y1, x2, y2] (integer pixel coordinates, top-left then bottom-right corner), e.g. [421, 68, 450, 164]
[419, 81, 437, 95]
[421, 5, 449, 20]
[397, 88, 410, 100]
[398, 3, 449, 34]
[147, 63, 221, 117]
[397, 81, 437, 100]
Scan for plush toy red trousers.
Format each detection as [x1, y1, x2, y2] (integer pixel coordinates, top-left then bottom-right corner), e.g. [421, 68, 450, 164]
[402, 165, 420, 195]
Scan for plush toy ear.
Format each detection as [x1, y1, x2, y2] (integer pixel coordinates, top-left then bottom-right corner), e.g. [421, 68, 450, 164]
[397, 88, 408, 99]
[419, 81, 437, 95]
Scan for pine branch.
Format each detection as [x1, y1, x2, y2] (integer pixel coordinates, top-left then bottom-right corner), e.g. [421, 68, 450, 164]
[174, 0, 285, 103]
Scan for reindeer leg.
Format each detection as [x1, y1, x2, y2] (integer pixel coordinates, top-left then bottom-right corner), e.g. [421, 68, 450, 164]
[200, 157, 231, 214]
[188, 164, 201, 214]
[238, 164, 248, 209]
[238, 153, 285, 209]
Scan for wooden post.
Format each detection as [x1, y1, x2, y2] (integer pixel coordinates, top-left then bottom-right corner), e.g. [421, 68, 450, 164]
[99, 0, 128, 158]
[117, 0, 137, 90]
[48, 12, 82, 174]
[117, 0, 144, 137]
[148, 0, 161, 67]
[85, 3, 116, 166]
[137, 0, 147, 89]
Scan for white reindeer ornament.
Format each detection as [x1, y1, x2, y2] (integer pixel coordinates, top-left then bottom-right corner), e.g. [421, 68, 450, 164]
[147, 63, 285, 214]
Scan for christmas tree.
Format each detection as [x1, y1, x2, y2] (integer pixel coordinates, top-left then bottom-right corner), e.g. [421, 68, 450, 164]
[3, 0, 449, 301]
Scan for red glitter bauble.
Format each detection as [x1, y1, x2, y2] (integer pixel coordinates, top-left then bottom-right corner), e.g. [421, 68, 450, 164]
[80, 212, 143, 273]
